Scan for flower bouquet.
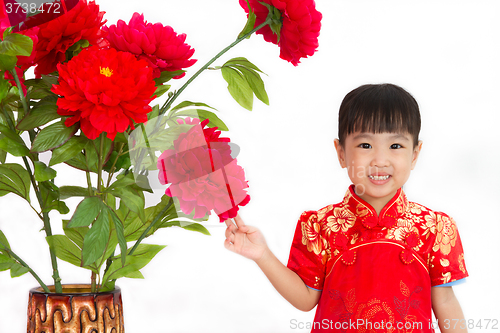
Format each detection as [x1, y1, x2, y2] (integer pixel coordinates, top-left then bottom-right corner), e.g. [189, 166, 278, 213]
[0, 0, 321, 330]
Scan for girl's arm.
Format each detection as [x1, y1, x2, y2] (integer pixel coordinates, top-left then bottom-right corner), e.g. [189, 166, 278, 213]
[431, 286, 468, 333]
[224, 214, 321, 311]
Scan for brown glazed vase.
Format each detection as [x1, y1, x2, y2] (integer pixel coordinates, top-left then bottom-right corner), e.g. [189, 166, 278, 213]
[27, 284, 124, 333]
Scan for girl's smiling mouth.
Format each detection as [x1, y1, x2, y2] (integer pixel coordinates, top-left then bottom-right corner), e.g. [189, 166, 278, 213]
[368, 175, 391, 181]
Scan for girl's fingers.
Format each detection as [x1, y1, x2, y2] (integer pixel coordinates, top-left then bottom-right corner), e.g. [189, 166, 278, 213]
[233, 214, 246, 229]
[225, 224, 236, 238]
[225, 218, 235, 228]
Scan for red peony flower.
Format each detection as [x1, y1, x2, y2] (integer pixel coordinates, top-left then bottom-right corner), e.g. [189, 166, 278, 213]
[51, 46, 157, 140]
[157, 118, 250, 222]
[1, 0, 13, 33]
[29, 0, 107, 77]
[103, 13, 196, 79]
[240, 0, 322, 66]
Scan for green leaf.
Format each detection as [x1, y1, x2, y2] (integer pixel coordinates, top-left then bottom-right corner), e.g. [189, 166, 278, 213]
[101, 244, 165, 287]
[41, 75, 58, 89]
[0, 149, 6, 164]
[154, 70, 185, 85]
[82, 209, 110, 266]
[170, 100, 217, 113]
[237, 67, 269, 105]
[109, 208, 127, 266]
[0, 253, 15, 271]
[110, 187, 145, 222]
[78, 135, 113, 172]
[238, 0, 257, 39]
[62, 220, 88, 249]
[221, 67, 254, 111]
[39, 181, 69, 214]
[121, 195, 174, 241]
[0, 163, 31, 201]
[46, 235, 82, 267]
[103, 150, 131, 173]
[106, 173, 137, 191]
[153, 84, 170, 98]
[24, 79, 54, 100]
[0, 75, 10, 102]
[67, 197, 103, 228]
[174, 109, 229, 131]
[0, 136, 30, 156]
[66, 39, 89, 60]
[0, 54, 17, 71]
[49, 136, 88, 166]
[0, 230, 11, 251]
[16, 101, 60, 131]
[31, 121, 78, 153]
[0, 33, 33, 57]
[10, 263, 29, 277]
[34, 161, 57, 182]
[0, 122, 27, 145]
[59, 186, 92, 200]
[161, 221, 210, 236]
[225, 57, 265, 73]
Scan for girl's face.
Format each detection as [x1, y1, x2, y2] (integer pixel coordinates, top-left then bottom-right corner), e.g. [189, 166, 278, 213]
[334, 131, 422, 214]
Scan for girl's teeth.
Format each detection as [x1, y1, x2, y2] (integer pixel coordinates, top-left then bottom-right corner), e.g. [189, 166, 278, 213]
[369, 175, 390, 180]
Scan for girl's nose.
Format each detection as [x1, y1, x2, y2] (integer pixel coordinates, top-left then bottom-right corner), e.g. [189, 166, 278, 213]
[370, 148, 390, 168]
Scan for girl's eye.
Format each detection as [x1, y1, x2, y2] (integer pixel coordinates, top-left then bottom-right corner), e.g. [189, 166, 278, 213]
[390, 144, 403, 149]
[359, 143, 372, 149]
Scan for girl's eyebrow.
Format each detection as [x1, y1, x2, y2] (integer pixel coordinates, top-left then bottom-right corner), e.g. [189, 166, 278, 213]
[352, 133, 374, 140]
[388, 134, 410, 141]
[352, 133, 410, 141]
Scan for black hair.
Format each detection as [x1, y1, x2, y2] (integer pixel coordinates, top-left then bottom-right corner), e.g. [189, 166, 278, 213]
[338, 84, 421, 147]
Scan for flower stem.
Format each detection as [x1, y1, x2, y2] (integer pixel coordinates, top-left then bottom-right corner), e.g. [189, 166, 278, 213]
[91, 133, 106, 293]
[128, 199, 173, 256]
[105, 142, 125, 188]
[1, 103, 62, 293]
[0, 241, 50, 293]
[159, 18, 271, 114]
[97, 134, 105, 195]
[10, 68, 29, 116]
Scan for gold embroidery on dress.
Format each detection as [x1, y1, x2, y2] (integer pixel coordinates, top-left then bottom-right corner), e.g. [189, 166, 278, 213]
[433, 214, 458, 255]
[301, 214, 323, 255]
[458, 254, 466, 274]
[441, 272, 451, 284]
[326, 206, 356, 233]
[440, 258, 450, 267]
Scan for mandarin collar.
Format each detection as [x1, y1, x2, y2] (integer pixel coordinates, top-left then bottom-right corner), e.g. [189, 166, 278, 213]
[344, 185, 408, 229]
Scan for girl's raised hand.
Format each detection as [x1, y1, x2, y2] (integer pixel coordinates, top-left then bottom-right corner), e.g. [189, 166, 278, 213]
[224, 214, 267, 262]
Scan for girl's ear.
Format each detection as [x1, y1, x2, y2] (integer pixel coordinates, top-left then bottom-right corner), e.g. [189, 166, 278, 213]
[411, 140, 423, 170]
[334, 139, 347, 168]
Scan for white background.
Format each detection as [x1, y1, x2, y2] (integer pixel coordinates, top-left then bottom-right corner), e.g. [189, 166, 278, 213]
[1, 0, 499, 332]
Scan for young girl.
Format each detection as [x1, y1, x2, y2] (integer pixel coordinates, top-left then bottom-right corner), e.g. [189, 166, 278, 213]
[224, 84, 468, 332]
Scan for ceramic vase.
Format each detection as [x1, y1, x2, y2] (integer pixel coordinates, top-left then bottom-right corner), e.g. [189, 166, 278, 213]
[27, 284, 124, 333]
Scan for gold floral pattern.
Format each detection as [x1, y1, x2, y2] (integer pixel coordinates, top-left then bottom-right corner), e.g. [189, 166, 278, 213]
[433, 214, 458, 255]
[440, 258, 450, 267]
[458, 254, 466, 274]
[441, 272, 452, 284]
[387, 219, 417, 242]
[317, 204, 333, 223]
[408, 202, 422, 215]
[326, 206, 356, 233]
[301, 214, 322, 255]
[421, 211, 437, 239]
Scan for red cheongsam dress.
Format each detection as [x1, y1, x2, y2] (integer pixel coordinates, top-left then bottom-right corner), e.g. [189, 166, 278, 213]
[287, 186, 469, 333]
